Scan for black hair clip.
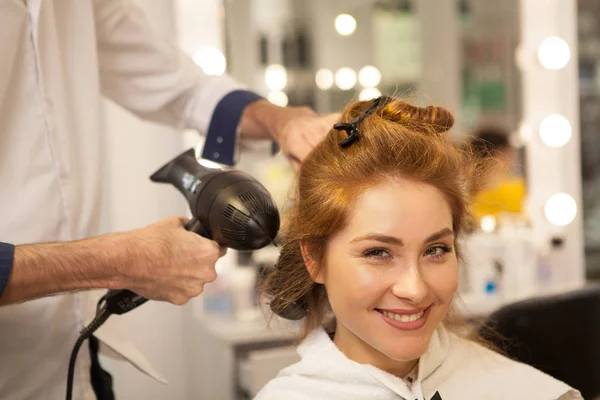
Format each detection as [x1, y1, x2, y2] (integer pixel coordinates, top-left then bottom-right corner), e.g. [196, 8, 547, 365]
[334, 123, 360, 148]
[334, 96, 389, 148]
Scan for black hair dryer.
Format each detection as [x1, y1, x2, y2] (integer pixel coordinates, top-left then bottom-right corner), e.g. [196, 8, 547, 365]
[103, 148, 281, 314]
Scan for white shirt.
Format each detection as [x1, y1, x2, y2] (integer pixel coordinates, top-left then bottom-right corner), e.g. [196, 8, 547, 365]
[256, 326, 580, 400]
[0, 1, 244, 399]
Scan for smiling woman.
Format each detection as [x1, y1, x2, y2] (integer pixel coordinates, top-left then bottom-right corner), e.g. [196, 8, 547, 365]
[256, 96, 581, 400]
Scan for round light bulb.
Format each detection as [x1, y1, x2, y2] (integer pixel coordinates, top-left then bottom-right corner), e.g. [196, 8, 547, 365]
[518, 122, 533, 144]
[335, 67, 357, 90]
[315, 68, 334, 90]
[358, 65, 381, 88]
[537, 36, 571, 70]
[265, 64, 287, 91]
[267, 91, 289, 107]
[544, 193, 577, 227]
[335, 14, 357, 36]
[539, 114, 572, 148]
[359, 87, 382, 101]
[480, 215, 497, 234]
[193, 47, 227, 76]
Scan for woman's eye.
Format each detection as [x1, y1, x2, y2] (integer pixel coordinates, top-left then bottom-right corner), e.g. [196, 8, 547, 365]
[364, 248, 391, 259]
[425, 245, 452, 259]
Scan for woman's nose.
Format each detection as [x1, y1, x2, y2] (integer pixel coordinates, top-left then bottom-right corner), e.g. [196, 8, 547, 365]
[390, 262, 428, 304]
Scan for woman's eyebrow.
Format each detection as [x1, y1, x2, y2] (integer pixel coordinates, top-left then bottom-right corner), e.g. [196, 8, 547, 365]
[350, 234, 403, 246]
[350, 228, 454, 246]
[425, 228, 454, 243]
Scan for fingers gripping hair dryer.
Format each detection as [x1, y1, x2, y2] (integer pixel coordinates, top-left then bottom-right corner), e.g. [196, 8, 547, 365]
[66, 149, 280, 400]
[103, 148, 281, 313]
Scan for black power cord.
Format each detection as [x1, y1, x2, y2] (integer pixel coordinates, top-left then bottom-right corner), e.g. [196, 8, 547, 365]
[66, 289, 148, 400]
[65, 309, 110, 400]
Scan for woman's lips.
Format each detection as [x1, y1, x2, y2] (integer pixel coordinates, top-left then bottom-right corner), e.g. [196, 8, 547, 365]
[376, 305, 431, 331]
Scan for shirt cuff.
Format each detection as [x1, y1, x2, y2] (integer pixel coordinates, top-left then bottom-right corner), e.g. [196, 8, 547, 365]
[201, 90, 264, 166]
[0, 242, 15, 298]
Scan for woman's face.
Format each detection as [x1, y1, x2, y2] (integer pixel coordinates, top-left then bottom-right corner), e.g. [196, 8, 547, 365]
[305, 178, 458, 372]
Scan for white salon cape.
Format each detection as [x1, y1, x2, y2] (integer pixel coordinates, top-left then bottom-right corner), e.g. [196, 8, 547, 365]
[0, 1, 258, 399]
[255, 325, 582, 400]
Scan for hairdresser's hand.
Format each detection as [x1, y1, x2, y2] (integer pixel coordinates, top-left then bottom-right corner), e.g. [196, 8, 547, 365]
[240, 100, 340, 171]
[275, 108, 340, 170]
[116, 217, 226, 305]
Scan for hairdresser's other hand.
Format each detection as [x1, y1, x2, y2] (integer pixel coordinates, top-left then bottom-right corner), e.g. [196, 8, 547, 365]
[115, 217, 226, 305]
[275, 108, 340, 170]
[239, 100, 340, 171]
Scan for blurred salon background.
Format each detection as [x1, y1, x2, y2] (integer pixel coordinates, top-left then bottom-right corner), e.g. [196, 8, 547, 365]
[97, 0, 600, 398]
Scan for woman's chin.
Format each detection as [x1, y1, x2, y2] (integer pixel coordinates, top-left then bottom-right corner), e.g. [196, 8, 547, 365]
[385, 348, 426, 363]
[378, 336, 430, 362]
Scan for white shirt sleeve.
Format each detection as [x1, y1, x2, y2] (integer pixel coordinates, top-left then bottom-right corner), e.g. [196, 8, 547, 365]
[92, 0, 241, 135]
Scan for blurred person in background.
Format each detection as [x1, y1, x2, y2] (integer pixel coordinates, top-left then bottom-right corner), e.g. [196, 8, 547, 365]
[0, 1, 336, 399]
[468, 125, 527, 224]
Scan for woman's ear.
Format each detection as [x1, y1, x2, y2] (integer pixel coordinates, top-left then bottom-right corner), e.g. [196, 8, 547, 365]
[300, 241, 325, 284]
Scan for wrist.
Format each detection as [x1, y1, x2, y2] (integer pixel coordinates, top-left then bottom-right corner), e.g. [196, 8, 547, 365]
[98, 233, 137, 290]
[56, 236, 127, 291]
[240, 100, 280, 141]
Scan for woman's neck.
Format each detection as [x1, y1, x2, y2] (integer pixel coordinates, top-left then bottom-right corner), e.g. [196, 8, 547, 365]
[333, 324, 418, 378]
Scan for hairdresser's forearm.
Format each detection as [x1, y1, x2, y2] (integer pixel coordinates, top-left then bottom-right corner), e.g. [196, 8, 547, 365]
[0, 235, 126, 306]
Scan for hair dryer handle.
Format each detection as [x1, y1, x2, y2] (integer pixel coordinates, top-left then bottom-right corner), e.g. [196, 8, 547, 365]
[103, 289, 149, 315]
[185, 217, 209, 238]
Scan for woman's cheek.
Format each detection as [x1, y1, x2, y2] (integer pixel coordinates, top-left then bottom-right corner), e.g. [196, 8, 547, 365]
[430, 262, 459, 301]
[328, 260, 383, 299]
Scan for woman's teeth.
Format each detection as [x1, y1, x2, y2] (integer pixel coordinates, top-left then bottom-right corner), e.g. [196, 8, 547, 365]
[381, 310, 424, 322]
